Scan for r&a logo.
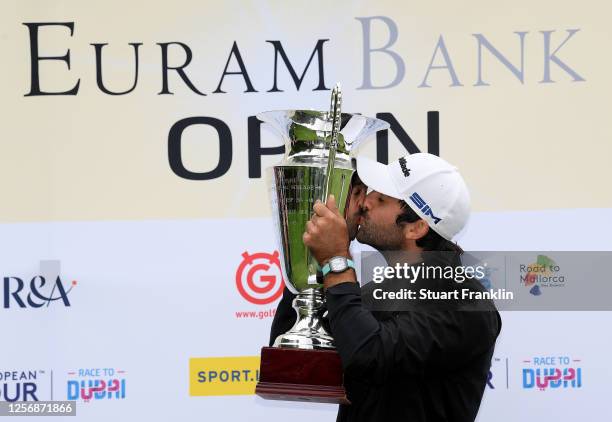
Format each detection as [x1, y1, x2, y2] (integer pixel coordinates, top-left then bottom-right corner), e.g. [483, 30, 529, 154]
[3, 276, 77, 309]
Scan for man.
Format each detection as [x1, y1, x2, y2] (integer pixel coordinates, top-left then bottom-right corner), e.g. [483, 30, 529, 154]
[272, 153, 501, 422]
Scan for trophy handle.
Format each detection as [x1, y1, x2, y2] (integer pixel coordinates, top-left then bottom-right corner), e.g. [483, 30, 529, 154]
[322, 83, 342, 202]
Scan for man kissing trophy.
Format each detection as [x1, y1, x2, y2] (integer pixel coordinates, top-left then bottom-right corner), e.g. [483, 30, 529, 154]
[255, 85, 389, 403]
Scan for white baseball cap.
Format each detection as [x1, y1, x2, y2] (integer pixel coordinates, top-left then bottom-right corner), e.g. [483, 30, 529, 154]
[356, 153, 470, 240]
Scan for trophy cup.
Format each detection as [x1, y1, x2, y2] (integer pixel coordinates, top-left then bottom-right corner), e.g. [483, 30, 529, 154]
[255, 85, 389, 403]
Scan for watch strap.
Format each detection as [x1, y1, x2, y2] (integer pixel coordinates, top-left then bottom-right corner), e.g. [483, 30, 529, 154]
[321, 258, 355, 276]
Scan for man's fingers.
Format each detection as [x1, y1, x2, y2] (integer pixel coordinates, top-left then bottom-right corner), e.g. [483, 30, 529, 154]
[313, 198, 335, 218]
[306, 220, 315, 233]
[326, 194, 340, 215]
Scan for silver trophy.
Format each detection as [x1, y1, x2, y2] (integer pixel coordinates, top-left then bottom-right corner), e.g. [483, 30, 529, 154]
[258, 84, 389, 349]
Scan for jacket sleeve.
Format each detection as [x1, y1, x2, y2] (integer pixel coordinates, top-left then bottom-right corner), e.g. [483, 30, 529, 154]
[268, 287, 297, 347]
[325, 282, 501, 383]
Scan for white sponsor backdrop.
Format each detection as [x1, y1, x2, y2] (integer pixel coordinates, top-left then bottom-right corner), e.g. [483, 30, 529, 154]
[3, 0, 612, 420]
[1, 209, 611, 421]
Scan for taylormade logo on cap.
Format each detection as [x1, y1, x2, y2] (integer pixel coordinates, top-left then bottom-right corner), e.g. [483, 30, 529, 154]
[398, 157, 411, 177]
[356, 153, 471, 240]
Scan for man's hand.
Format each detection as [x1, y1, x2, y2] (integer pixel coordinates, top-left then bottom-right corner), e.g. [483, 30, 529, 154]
[303, 195, 351, 265]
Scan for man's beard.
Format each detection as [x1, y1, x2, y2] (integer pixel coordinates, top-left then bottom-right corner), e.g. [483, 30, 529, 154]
[356, 213, 404, 251]
[346, 214, 360, 241]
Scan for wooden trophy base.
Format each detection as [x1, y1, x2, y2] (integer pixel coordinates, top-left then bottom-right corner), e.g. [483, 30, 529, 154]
[255, 346, 348, 404]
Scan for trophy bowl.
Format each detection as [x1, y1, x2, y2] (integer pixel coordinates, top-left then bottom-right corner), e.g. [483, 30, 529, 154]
[259, 109, 389, 349]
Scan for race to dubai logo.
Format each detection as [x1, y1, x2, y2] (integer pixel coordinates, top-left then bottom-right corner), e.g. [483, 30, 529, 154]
[66, 368, 126, 402]
[522, 356, 582, 391]
[235, 251, 284, 305]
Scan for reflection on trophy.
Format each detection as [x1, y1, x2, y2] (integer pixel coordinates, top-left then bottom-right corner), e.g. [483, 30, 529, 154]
[255, 84, 389, 403]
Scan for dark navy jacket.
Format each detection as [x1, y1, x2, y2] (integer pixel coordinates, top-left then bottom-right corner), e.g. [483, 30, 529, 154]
[270, 272, 501, 422]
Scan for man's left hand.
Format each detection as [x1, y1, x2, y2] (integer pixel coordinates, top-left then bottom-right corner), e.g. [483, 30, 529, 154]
[303, 195, 351, 265]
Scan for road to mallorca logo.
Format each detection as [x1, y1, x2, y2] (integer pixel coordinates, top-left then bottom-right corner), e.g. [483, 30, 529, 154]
[520, 255, 565, 296]
[236, 251, 284, 305]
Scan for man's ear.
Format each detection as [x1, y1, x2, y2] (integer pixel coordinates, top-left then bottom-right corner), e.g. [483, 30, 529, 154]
[404, 219, 430, 241]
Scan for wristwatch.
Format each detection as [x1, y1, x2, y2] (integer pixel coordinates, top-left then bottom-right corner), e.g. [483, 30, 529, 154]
[321, 256, 355, 276]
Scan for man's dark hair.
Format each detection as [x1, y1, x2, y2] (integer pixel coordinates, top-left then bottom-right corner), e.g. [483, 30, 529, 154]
[396, 200, 464, 255]
[351, 172, 364, 187]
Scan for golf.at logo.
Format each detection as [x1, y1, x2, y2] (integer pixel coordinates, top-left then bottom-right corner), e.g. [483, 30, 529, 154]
[235, 251, 284, 305]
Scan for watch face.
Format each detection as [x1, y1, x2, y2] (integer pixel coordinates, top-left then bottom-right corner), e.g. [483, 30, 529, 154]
[329, 257, 347, 272]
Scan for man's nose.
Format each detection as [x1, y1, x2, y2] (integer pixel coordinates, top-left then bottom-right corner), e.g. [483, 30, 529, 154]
[363, 191, 375, 211]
